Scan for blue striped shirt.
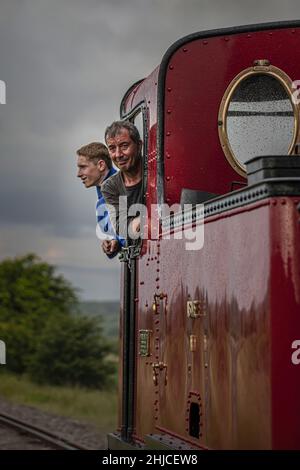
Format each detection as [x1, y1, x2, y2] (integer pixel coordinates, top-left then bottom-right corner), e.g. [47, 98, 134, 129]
[96, 167, 126, 258]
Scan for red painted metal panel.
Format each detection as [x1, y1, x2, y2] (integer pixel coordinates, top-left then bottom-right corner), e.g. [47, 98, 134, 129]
[134, 200, 274, 449]
[269, 197, 300, 449]
[163, 28, 300, 204]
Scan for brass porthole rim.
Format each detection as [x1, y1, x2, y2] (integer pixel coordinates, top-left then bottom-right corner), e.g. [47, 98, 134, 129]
[218, 64, 299, 178]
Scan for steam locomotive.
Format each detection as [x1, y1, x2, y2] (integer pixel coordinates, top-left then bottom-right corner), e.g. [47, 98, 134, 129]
[108, 20, 300, 450]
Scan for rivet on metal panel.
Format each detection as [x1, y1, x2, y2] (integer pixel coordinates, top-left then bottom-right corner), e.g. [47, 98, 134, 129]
[281, 199, 286, 205]
[140, 281, 144, 285]
[203, 40, 208, 45]
[292, 29, 296, 33]
[166, 176, 170, 181]
[169, 65, 174, 70]
[167, 87, 172, 92]
[167, 109, 171, 114]
[166, 131, 171, 136]
[183, 48, 188, 52]
[224, 37, 229, 41]
[247, 34, 251, 38]
[269, 32, 273, 36]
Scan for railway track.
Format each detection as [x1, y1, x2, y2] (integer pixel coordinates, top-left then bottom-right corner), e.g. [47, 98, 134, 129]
[0, 411, 92, 450]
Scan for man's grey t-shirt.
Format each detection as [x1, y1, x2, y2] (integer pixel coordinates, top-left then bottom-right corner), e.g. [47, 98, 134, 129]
[101, 171, 143, 239]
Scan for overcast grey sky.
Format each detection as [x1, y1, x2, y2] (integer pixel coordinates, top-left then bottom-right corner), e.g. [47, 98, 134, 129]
[0, 0, 299, 300]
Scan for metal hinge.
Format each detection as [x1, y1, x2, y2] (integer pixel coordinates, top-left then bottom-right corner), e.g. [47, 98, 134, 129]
[187, 300, 206, 318]
[152, 293, 168, 314]
[152, 362, 168, 386]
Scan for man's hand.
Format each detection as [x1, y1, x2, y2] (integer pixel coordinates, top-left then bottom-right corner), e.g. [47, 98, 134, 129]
[102, 239, 120, 255]
[129, 216, 141, 239]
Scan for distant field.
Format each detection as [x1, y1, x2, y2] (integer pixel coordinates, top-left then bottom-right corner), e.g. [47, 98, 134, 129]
[0, 371, 117, 431]
[79, 301, 120, 338]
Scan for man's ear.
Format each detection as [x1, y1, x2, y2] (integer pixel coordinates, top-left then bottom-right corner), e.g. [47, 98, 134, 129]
[97, 159, 105, 171]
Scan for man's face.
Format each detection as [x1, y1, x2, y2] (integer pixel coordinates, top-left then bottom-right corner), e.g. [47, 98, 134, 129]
[77, 155, 104, 188]
[106, 129, 141, 172]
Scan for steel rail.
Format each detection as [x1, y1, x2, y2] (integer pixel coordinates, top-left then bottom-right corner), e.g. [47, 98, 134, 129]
[0, 411, 93, 450]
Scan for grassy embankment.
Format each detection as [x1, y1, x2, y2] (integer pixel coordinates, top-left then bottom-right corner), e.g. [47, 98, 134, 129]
[0, 371, 118, 431]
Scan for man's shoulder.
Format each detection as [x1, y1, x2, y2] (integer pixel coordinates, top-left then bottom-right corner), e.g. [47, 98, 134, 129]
[101, 171, 123, 193]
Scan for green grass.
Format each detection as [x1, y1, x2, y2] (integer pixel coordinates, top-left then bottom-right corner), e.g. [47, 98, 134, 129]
[0, 371, 117, 431]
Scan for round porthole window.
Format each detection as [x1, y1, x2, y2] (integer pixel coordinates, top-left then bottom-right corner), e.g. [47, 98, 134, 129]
[218, 62, 298, 176]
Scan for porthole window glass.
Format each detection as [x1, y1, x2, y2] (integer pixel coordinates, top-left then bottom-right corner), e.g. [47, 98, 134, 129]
[218, 65, 298, 177]
[227, 75, 294, 168]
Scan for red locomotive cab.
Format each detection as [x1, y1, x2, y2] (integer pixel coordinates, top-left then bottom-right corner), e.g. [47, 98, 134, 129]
[108, 21, 300, 450]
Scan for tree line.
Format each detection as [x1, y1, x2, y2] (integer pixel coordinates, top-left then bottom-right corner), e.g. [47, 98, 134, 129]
[0, 254, 116, 388]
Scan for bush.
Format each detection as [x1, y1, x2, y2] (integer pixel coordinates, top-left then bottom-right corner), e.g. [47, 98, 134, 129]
[0, 254, 116, 388]
[28, 314, 115, 388]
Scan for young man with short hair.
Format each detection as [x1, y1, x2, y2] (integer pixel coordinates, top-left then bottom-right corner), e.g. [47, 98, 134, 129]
[76, 142, 124, 257]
